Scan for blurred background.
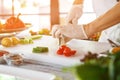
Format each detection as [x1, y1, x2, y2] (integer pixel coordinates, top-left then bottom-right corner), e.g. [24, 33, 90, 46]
[0, 0, 96, 30]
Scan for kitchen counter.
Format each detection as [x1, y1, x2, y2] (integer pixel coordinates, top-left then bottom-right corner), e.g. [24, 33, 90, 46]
[0, 35, 112, 80]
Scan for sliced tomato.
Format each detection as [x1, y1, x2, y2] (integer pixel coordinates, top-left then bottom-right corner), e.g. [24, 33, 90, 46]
[63, 47, 72, 57]
[56, 45, 77, 57]
[64, 52, 71, 57]
[70, 50, 76, 55]
[57, 49, 64, 55]
[63, 47, 71, 53]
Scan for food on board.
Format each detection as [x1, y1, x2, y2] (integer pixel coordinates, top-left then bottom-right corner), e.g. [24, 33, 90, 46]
[30, 35, 42, 40]
[29, 30, 38, 35]
[11, 37, 20, 45]
[1, 37, 13, 47]
[111, 47, 120, 54]
[57, 45, 76, 57]
[20, 38, 33, 44]
[32, 46, 49, 53]
[38, 28, 50, 35]
[3, 54, 23, 66]
[29, 28, 50, 35]
[1, 37, 20, 47]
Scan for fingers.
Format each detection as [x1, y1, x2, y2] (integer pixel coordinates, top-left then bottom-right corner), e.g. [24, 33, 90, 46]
[66, 12, 79, 24]
[66, 9, 74, 24]
[51, 25, 63, 38]
[51, 25, 59, 38]
[72, 13, 81, 24]
[72, 18, 78, 24]
[54, 29, 61, 38]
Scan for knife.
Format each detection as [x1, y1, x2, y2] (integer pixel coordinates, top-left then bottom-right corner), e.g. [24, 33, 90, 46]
[107, 39, 120, 47]
[58, 34, 66, 46]
[58, 20, 75, 46]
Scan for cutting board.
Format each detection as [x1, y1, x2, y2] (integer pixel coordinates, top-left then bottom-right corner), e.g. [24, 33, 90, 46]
[0, 36, 112, 66]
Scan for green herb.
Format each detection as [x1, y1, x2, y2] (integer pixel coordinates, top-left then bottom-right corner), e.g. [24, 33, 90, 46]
[63, 51, 120, 80]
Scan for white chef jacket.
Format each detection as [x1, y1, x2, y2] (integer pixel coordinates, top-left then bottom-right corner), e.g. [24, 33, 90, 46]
[92, 0, 120, 44]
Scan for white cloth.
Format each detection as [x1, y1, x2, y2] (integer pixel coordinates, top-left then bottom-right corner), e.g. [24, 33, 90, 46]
[92, 0, 120, 44]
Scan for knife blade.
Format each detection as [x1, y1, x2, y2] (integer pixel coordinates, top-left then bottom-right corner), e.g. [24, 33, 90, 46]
[107, 39, 120, 47]
[58, 35, 65, 46]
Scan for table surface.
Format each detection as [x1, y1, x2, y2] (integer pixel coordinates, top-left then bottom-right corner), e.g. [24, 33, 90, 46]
[0, 35, 112, 80]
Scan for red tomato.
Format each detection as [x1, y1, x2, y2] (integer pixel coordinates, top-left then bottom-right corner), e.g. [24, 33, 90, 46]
[64, 52, 71, 57]
[57, 49, 64, 55]
[63, 47, 71, 53]
[56, 45, 77, 57]
[63, 47, 72, 57]
[70, 50, 76, 55]
[0, 50, 9, 57]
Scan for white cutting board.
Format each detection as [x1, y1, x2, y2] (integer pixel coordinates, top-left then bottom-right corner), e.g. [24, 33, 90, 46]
[0, 36, 112, 66]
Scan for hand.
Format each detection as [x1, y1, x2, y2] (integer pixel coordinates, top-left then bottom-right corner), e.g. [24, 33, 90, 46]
[66, 5, 83, 24]
[51, 24, 88, 39]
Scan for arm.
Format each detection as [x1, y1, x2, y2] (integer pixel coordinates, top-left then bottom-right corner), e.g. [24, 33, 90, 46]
[85, 2, 120, 37]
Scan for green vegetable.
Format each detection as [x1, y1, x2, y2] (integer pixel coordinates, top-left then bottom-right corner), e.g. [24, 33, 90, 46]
[19, 35, 42, 44]
[31, 35, 42, 40]
[20, 38, 33, 44]
[32, 46, 49, 53]
[63, 51, 120, 80]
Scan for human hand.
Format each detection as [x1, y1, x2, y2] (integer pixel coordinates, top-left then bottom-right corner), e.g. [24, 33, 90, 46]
[51, 24, 88, 39]
[66, 5, 83, 24]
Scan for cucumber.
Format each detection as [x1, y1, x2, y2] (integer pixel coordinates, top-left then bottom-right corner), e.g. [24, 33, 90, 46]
[32, 46, 49, 53]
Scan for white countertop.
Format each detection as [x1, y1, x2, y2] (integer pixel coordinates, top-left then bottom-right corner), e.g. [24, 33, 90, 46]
[0, 35, 112, 80]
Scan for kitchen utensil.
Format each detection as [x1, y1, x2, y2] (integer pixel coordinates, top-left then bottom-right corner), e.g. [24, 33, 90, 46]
[58, 35, 65, 46]
[107, 39, 120, 47]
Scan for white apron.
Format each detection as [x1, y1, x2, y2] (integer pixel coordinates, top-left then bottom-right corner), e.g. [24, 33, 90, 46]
[92, 0, 120, 44]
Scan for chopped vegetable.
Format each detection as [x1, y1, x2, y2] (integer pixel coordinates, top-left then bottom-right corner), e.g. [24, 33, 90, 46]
[11, 37, 20, 45]
[32, 46, 49, 53]
[29, 30, 37, 35]
[19, 35, 42, 44]
[20, 38, 33, 44]
[1, 37, 13, 47]
[38, 28, 50, 35]
[30, 35, 42, 40]
[1, 37, 20, 47]
[57, 45, 76, 57]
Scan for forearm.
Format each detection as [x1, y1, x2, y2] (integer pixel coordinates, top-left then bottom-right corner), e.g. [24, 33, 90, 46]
[73, 0, 84, 5]
[85, 2, 120, 37]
